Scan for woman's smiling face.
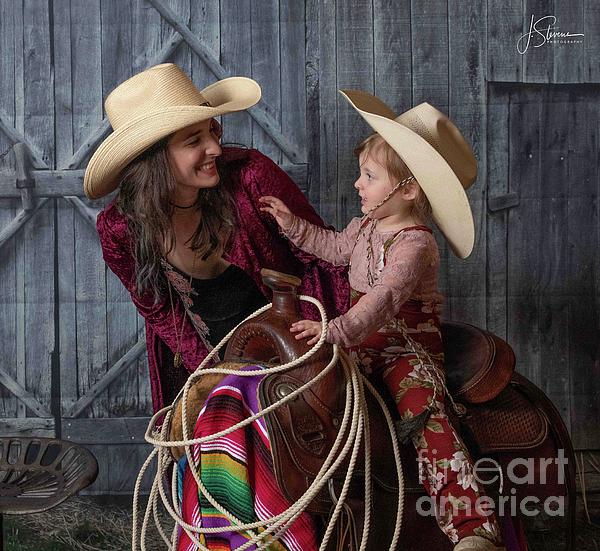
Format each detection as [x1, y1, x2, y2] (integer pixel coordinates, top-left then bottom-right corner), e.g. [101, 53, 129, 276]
[167, 118, 222, 200]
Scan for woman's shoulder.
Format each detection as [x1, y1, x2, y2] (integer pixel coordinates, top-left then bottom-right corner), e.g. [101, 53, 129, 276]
[96, 198, 129, 239]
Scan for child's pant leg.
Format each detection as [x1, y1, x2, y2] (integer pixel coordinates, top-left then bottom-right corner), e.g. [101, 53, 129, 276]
[381, 355, 503, 546]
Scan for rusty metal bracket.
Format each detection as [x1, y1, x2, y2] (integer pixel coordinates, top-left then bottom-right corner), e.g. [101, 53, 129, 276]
[13, 143, 36, 211]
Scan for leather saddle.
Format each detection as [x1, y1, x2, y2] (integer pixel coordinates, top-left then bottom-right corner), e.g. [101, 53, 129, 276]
[171, 269, 575, 550]
[223, 270, 549, 509]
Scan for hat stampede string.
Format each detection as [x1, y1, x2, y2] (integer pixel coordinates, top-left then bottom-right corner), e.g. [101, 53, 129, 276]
[363, 175, 415, 221]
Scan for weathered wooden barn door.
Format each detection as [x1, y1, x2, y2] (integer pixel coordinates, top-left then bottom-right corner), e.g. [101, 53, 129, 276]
[487, 83, 600, 450]
[0, 0, 308, 493]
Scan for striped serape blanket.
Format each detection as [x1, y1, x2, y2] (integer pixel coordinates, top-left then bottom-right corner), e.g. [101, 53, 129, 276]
[176, 365, 319, 551]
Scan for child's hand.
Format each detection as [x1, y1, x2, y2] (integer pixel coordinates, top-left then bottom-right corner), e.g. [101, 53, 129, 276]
[290, 319, 323, 345]
[259, 196, 295, 231]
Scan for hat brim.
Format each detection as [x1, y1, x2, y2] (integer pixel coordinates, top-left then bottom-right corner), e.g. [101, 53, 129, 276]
[340, 90, 475, 259]
[84, 77, 261, 199]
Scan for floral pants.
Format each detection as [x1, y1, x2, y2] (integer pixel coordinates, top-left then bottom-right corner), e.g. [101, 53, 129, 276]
[348, 291, 503, 546]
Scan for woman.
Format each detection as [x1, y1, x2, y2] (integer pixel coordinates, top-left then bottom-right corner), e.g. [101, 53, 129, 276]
[84, 63, 349, 412]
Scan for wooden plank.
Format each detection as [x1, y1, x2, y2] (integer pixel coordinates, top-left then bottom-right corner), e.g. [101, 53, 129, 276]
[107, 444, 155, 494]
[0, 170, 85, 197]
[189, 0, 220, 95]
[0, 0, 17, 419]
[0, 366, 51, 418]
[305, 0, 321, 209]
[101, 0, 141, 421]
[552, 0, 585, 83]
[14, 0, 25, 422]
[487, 192, 520, 212]
[336, 0, 373, 227]
[487, 0, 523, 82]
[411, 0, 451, 312]
[315, 0, 338, 224]
[0, 197, 18, 418]
[71, 0, 107, 419]
[521, 2, 553, 83]
[584, 0, 600, 82]
[485, 87, 509, 339]
[506, 86, 542, 385]
[53, 0, 77, 421]
[23, 0, 54, 417]
[62, 197, 99, 229]
[220, 0, 253, 148]
[373, 0, 412, 109]
[251, 0, 281, 163]
[447, 0, 487, 328]
[538, 88, 571, 428]
[63, 417, 151, 444]
[160, 0, 190, 72]
[82, 443, 155, 495]
[0, 111, 47, 169]
[280, 0, 307, 169]
[66, 339, 146, 419]
[149, 0, 304, 163]
[0, 418, 55, 438]
[567, 94, 599, 448]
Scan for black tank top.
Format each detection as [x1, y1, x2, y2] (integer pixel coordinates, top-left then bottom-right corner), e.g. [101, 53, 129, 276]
[184, 264, 267, 348]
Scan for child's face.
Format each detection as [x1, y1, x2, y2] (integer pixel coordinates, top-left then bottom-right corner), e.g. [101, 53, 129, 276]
[355, 151, 406, 217]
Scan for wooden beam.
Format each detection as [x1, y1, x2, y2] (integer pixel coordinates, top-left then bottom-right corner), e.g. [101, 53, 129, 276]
[64, 31, 185, 171]
[0, 108, 49, 169]
[147, 0, 306, 164]
[0, 164, 306, 198]
[14, 142, 36, 211]
[62, 196, 100, 228]
[0, 367, 52, 418]
[0, 170, 84, 197]
[0, 418, 54, 437]
[0, 199, 50, 251]
[65, 339, 147, 418]
[488, 192, 520, 212]
[63, 417, 151, 444]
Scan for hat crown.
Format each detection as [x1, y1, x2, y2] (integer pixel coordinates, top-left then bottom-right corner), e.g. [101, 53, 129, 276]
[396, 103, 477, 189]
[105, 63, 208, 130]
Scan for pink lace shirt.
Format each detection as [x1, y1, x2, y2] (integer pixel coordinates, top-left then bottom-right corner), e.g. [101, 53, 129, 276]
[283, 216, 445, 348]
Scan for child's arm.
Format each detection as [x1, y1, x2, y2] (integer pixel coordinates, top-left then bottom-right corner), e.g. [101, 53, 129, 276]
[260, 195, 361, 266]
[327, 231, 436, 348]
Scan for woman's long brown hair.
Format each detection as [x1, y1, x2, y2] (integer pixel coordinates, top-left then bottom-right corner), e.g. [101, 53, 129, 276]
[116, 137, 237, 303]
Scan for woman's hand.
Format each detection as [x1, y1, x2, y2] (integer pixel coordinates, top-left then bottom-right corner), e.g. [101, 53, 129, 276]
[290, 319, 323, 345]
[259, 195, 295, 231]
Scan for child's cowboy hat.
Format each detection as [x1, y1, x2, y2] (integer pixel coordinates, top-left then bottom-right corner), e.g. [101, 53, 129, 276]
[84, 63, 261, 199]
[340, 90, 476, 259]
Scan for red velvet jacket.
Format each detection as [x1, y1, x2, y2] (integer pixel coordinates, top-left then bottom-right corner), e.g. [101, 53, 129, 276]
[96, 148, 349, 411]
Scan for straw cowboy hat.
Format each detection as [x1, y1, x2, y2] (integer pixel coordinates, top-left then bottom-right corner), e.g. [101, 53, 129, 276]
[339, 90, 477, 259]
[84, 63, 261, 199]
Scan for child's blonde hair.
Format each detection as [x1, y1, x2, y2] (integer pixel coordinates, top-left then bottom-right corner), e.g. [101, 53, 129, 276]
[355, 134, 432, 223]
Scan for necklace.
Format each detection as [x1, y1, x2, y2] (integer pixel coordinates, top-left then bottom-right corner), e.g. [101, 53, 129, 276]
[171, 201, 196, 209]
[167, 256, 196, 369]
[351, 175, 415, 286]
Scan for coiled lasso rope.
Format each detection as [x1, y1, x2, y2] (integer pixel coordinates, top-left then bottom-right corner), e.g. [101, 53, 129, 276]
[132, 295, 405, 551]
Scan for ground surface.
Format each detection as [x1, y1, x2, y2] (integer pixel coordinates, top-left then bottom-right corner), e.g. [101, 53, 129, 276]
[2, 495, 599, 550]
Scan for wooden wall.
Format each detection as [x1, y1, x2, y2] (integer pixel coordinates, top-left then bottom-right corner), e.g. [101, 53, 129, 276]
[0, 0, 597, 493]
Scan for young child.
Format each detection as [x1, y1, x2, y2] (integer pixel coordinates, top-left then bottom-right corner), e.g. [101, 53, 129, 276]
[260, 91, 506, 551]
